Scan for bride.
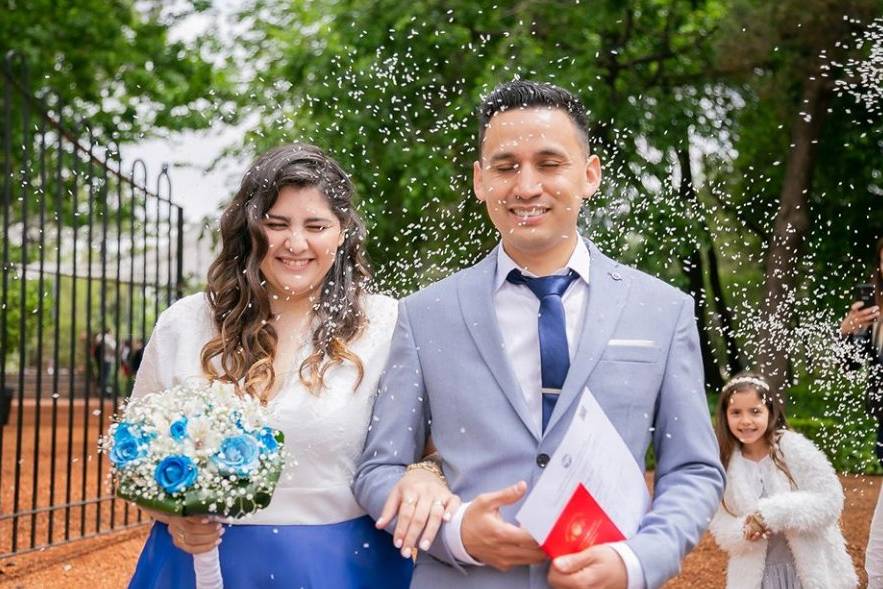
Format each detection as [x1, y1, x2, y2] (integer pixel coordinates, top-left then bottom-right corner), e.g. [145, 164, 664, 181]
[127, 143, 455, 587]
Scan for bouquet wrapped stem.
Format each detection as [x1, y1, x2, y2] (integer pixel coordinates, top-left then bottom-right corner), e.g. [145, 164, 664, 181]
[193, 548, 223, 589]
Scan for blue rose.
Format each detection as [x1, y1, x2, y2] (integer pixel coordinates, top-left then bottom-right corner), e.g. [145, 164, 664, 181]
[212, 434, 260, 476]
[257, 427, 279, 453]
[113, 422, 138, 443]
[169, 418, 188, 442]
[109, 423, 148, 467]
[110, 436, 147, 467]
[154, 455, 198, 494]
[115, 422, 155, 444]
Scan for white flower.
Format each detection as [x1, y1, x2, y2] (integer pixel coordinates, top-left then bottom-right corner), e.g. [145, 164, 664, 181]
[187, 416, 222, 456]
[183, 397, 205, 417]
[237, 404, 263, 431]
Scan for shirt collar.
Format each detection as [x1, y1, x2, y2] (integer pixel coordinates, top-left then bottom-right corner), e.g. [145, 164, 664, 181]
[494, 237, 591, 292]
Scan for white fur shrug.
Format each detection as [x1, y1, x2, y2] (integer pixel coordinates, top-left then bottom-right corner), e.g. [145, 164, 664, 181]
[709, 430, 857, 589]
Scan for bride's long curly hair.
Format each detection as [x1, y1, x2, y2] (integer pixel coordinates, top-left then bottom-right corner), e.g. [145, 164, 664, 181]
[200, 143, 371, 402]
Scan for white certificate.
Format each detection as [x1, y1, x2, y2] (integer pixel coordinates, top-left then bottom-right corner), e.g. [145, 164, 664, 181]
[516, 386, 650, 555]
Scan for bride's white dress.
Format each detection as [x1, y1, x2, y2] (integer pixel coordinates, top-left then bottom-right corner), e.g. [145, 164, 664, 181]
[128, 292, 412, 588]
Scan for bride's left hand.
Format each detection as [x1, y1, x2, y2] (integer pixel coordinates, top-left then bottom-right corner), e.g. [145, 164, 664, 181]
[376, 467, 461, 558]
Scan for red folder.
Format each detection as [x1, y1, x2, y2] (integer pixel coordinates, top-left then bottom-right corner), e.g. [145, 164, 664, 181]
[540, 482, 626, 558]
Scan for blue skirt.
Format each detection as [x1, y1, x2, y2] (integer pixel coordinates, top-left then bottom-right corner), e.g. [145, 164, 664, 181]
[129, 516, 413, 588]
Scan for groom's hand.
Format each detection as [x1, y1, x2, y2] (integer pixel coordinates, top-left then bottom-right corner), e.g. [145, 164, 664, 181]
[461, 481, 546, 571]
[548, 545, 627, 589]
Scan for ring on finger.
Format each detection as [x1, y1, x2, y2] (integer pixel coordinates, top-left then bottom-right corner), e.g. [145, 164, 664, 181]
[404, 497, 416, 505]
[432, 500, 444, 508]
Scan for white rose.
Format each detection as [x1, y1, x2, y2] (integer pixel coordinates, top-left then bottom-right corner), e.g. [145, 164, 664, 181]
[188, 416, 222, 457]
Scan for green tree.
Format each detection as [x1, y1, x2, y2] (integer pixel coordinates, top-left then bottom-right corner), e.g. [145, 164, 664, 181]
[1, 0, 229, 374]
[711, 0, 883, 396]
[1, 0, 231, 142]
[232, 0, 747, 386]
[233, 4, 719, 256]
[224, 0, 882, 404]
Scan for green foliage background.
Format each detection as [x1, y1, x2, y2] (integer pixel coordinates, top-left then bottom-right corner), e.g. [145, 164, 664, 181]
[210, 0, 883, 472]
[2, 0, 883, 470]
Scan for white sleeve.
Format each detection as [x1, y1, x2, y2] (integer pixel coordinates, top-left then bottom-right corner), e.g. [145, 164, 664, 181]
[608, 542, 646, 589]
[757, 433, 843, 533]
[443, 501, 484, 566]
[130, 309, 176, 401]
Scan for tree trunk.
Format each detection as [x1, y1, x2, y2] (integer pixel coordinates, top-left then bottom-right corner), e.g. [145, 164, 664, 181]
[684, 250, 724, 391]
[755, 72, 831, 400]
[676, 146, 723, 391]
[706, 242, 743, 375]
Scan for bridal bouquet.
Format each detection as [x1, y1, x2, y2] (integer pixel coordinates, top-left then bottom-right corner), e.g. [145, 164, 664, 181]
[102, 380, 285, 589]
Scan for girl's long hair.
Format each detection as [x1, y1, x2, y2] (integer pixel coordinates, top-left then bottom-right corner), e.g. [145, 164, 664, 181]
[714, 373, 797, 512]
[199, 143, 371, 403]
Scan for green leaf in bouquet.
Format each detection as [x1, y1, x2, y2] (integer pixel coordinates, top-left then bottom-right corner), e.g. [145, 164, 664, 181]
[181, 488, 216, 516]
[181, 457, 286, 518]
[221, 457, 285, 518]
[265, 454, 284, 486]
[116, 486, 183, 516]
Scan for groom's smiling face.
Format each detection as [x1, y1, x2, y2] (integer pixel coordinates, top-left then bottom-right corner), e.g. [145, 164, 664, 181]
[473, 107, 601, 270]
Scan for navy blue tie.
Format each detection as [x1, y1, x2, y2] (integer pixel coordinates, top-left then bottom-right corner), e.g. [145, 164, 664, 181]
[506, 269, 578, 433]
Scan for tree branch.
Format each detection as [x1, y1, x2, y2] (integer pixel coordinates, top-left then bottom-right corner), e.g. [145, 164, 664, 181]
[707, 188, 769, 240]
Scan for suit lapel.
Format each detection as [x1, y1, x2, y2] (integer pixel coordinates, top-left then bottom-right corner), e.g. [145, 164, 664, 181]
[457, 247, 541, 441]
[545, 241, 631, 433]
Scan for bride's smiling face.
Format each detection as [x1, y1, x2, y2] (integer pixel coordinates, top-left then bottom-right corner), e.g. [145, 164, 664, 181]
[259, 185, 343, 301]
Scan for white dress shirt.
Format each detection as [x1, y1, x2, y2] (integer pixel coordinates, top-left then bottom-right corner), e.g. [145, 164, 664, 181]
[444, 239, 646, 589]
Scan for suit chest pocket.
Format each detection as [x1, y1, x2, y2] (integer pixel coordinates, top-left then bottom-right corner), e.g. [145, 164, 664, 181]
[600, 342, 661, 363]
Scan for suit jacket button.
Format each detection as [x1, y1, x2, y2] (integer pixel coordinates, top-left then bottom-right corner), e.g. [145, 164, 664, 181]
[536, 453, 550, 468]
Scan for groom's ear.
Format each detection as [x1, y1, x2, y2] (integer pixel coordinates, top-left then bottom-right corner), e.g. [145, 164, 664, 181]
[582, 154, 602, 201]
[473, 160, 486, 202]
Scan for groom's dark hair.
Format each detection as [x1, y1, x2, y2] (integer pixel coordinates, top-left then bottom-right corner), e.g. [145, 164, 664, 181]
[476, 79, 590, 155]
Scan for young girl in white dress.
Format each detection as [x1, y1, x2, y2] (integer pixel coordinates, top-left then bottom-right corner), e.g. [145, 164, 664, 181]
[709, 373, 856, 589]
[128, 143, 455, 588]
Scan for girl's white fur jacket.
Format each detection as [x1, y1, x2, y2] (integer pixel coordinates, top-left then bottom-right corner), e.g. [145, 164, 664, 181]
[709, 430, 857, 589]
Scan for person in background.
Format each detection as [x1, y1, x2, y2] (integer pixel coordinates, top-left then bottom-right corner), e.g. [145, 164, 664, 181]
[93, 329, 117, 397]
[709, 373, 856, 589]
[840, 237, 883, 456]
[121, 338, 143, 395]
[128, 339, 144, 375]
[120, 339, 132, 377]
[839, 237, 883, 588]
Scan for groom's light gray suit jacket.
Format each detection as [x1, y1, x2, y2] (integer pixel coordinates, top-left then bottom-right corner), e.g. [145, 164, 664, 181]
[354, 241, 725, 589]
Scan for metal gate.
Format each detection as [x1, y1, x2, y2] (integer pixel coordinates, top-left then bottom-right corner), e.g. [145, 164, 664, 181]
[0, 53, 185, 558]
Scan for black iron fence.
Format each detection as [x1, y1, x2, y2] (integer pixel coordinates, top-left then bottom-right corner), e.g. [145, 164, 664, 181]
[0, 54, 185, 558]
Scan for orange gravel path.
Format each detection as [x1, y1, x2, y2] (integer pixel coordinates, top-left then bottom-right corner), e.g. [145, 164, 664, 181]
[0, 475, 877, 588]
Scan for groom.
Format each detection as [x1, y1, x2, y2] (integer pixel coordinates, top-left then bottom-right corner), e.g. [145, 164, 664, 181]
[354, 80, 724, 589]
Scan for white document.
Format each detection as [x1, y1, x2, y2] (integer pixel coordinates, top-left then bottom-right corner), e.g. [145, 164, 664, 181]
[516, 386, 650, 550]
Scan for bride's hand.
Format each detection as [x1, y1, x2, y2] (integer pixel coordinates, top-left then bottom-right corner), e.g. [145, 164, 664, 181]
[139, 506, 223, 555]
[376, 465, 461, 558]
[166, 515, 224, 555]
